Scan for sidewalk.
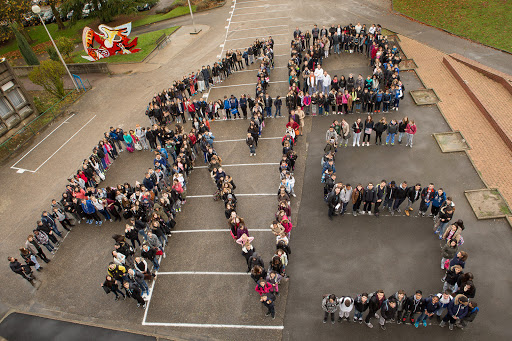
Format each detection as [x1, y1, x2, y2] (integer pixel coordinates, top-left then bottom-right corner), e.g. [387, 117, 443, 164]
[398, 34, 512, 206]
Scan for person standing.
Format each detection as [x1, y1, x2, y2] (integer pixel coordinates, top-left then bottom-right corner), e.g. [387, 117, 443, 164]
[25, 235, 50, 263]
[261, 293, 276, 319]
[246, 133, 256, 156]
[404, 183, 422, 216]
[352, 118, 363, 147]
[101, 275, 125, 301]
[379, 298, 397, 330]
[327, 187, 342, 220]
[416, 295, 440, 328]
[365, 290, 386, 328]
[123, 280, 146, 308]
[351, 184, 364, 216]
[403, 290, 425, 325]
[369, 180, 386, 217]
[392, 181, 408, 215]
[390, 290, 408, 324]
[338, 296, 354, 323]
[405, 120, 417, 148]
[385, 119, 398, 145]
[353, 293, 369, 323]
[362, 182, 376, 215]
[8, 257, 35, 285]
[440, 294, 469, 330]
[441, 239, 459, 270]
[457, 301, 478, 329]
[322, 294, 339, 324]
[419, 183, 436, 217]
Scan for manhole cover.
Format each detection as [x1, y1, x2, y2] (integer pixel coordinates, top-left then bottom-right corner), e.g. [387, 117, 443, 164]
[410, 89, 440, 105]
[433, 131, 471, 152]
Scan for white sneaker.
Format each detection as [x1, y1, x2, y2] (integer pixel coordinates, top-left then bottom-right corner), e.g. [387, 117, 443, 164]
[368, 212, 373, 215]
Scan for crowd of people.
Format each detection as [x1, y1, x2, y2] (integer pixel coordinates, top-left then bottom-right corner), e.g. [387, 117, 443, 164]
[323, 117, 417, 149]
[280, 23, 405, 117]
[145, 38, 275, 124]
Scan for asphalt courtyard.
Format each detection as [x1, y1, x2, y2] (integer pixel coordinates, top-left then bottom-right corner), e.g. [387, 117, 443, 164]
[1, 0, 512, 340]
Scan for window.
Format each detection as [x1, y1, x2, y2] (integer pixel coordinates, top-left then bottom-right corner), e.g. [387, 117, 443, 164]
[6, 88, 25, 108]
[0, 97, 13, 118]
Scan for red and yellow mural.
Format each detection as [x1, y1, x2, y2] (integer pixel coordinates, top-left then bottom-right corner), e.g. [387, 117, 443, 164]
[82, 22, 140, 61]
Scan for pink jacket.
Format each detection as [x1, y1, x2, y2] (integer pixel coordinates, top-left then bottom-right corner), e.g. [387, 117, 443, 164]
[406, 124, 417, 135]
[255, 282, 273, 295]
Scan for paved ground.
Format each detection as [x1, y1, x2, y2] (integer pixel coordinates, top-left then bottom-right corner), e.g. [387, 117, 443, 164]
[1, 0, 512, 340]
[0, 312, 165, 341]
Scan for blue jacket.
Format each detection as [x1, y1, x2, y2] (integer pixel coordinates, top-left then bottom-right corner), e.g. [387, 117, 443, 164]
[229, 97, 239, 109]
[240, 97, 247, 107]
[224, 99, 230, 110]
[81, 200, 96, 214]
[322, 162, 336, 174]
[205, 134, 215, 146]
[432, 192, 446, 207]
[423, 297, 441, 313]
[446, 295, 468, 319]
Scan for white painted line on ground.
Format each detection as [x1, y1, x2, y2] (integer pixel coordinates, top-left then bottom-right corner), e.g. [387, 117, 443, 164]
[212, 80, 288, 88]
[157, 271, 250, 275]
[142, 254, 162, 324]
[228, 24, 290, 32]
[11, 113, 76, 169]
[187, 193, 275, 198]
[142, 322, 284, 330]
[33, 115, 96, 172]
[195, 162, 279, 168]
[274, 53, 290, 57]
[236, 4, 288, 10]
[232, 9, 288, 16]
[172, 229, 272, 233]
[213, 136, 282, 142]
[226, 33, 287, 41]
[11, 166, 36, 173]
[230, 17, 290, 24]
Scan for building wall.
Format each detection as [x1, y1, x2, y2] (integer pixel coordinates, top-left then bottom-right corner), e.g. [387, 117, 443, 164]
[0, 58, 37, 138]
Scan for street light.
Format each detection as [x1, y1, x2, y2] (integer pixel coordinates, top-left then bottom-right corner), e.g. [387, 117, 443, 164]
[32, 5, 80, 91]
[186, 0, 201, 35]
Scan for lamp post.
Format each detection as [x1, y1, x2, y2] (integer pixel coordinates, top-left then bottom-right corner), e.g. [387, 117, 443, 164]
[187, 0, 201, 34]
[32, 5, 80, 91]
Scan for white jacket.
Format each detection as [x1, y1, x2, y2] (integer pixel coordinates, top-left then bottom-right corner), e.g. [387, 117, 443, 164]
[338, 297, 354, 314]
[314, 68, 324, 81]
[323, 74, 332, 87]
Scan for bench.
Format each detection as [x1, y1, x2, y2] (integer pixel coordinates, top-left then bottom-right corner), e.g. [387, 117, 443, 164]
[156, 33, 169, 49]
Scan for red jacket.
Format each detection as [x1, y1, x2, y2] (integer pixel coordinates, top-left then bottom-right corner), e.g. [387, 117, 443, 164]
[255, 282, 272, 295]
[406, 124, 417, 135]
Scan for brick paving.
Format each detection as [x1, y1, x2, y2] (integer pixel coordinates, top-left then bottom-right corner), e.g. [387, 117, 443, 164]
[446, 56, 512, 139]
[398, 35, 512, 206]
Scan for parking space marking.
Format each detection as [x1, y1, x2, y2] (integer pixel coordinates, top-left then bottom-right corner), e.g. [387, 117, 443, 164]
[228, 25, 290, 32]
[33, 115, 96, 172]
[236, 4, 288, 10]
[195, 162, 279, 168]
[11, 113, 76, 171]
[232, 9, 288, 16]
[226, 33, 288, 41]
[172, 229, 272, 233]
[11, 114, 96, 174]
[230, 17, 290, 24]
[187, 193, 276, 198]
[142, 322, 284, 330]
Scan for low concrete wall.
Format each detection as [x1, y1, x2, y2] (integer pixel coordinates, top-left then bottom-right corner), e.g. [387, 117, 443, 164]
[13, 62, 110, 77]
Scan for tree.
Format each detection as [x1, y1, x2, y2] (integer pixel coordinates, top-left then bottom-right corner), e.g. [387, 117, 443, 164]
[28, 60, 66, 99]
[0, 0, 33, 42]
[62, 0, 142, 23]
[47, 37, 75, 61]
[48, 0, 66, 30]
[12, 24, 39, 66]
